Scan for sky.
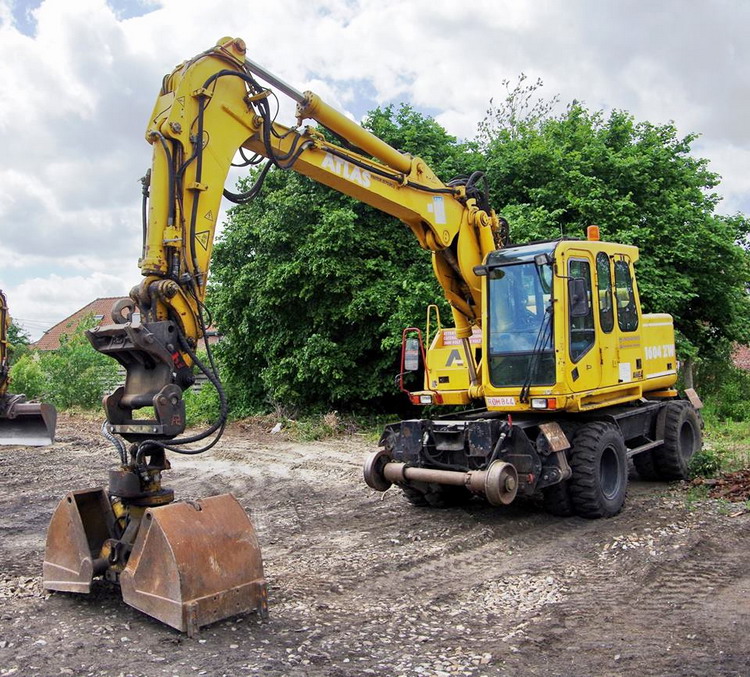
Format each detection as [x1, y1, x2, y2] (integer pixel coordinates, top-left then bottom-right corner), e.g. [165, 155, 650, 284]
[1, 0, 748, 340]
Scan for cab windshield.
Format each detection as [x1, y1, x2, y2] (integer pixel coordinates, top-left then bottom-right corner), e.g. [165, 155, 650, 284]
[488, 261, 555, 387]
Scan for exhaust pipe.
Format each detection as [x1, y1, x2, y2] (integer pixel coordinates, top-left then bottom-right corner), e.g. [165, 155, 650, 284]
[364, 450, 518, 506]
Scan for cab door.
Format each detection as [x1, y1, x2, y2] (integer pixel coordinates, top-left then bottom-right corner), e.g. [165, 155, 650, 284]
[612, 254, 643, 386]
[565, 251, 601, 392]
[595, 251, 620, 388]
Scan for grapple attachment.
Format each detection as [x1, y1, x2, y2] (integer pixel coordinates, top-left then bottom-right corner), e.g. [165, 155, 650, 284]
[44, 491, 267, 635]
[0, 398, 57, 446]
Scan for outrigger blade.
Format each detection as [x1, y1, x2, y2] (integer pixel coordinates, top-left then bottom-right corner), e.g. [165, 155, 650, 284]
[0, 400, 57, 446]
[44, 491, 267, 635]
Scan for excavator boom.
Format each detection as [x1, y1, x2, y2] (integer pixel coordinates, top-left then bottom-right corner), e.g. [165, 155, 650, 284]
[46, 36, 499, 634]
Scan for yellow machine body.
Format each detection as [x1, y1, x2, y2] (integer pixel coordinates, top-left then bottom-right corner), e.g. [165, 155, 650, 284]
[417, 239, 677, 412]
[44, 36, 695, 632]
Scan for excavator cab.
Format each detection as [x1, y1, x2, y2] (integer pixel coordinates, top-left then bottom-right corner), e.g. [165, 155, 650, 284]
[405, 233, 678, 412]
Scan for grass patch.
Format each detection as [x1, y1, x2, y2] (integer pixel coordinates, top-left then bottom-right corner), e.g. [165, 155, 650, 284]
[277, 411, 396, 443]
[699, 418, 750, 477]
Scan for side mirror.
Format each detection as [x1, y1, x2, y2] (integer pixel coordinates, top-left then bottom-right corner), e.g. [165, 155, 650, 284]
[404, 338, 420, 371]
[568, 278, 590, 317]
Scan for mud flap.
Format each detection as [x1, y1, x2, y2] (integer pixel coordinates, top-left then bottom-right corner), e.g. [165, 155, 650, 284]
[43, 489, 114, 592]
[120, 494, 267, 636]
[0, 401, 57, 446]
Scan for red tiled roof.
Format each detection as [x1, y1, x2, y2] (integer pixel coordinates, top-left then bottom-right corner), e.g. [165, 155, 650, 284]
[32, 297, 220, 351]
[733, 344, 750, 370]
[32, 297, 125, 351]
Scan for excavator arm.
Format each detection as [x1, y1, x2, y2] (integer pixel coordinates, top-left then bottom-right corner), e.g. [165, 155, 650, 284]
[89, 36, 502, 441]
[46, 36, 504, 634]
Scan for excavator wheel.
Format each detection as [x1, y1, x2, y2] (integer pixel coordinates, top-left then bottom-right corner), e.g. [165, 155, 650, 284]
[652, 402, 702, 480]
[568, 422, 628, 519]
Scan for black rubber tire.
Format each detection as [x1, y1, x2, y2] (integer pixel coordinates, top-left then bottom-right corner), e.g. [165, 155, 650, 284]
[400, 482, 429, 507]
[569, 422, 628, 519]
[542, 481, 575, 517]
[633, 449, 660, 480]
[425, 484, 473, 508]
[653, 402, 702, 480]
[400, 482, 472, 508]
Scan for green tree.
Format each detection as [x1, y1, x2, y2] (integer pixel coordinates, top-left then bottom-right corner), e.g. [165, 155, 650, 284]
[210, 105, 470, 413]
[6, 321, 31, 365]
[9, 315, 120, 410]
[480, 98, 750, 359]
[7, 353, 45, 398]
[210, 91, 750, 414]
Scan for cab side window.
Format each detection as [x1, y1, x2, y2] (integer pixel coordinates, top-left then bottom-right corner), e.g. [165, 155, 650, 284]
[596, 252, 614, 333]
[614, 259, 639, 332]
[568, 258, 595, 361]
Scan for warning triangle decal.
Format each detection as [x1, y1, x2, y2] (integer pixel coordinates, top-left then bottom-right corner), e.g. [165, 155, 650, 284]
[204, 210, 214, 221]
[195, 231, 210, 250]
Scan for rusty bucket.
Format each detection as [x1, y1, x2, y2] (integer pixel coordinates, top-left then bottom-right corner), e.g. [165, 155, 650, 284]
[120, 494, 267, 635]
[43, 488, 114, 592]
[44, 491, 267, 635]
[0, 400, 57, 446]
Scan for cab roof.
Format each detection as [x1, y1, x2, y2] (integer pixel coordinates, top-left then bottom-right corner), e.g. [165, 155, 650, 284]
[487, 239, 640, 265]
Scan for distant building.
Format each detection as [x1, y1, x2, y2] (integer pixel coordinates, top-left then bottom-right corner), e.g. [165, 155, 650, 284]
[33, 297, 220, 351]
[733, 344, 750, 370]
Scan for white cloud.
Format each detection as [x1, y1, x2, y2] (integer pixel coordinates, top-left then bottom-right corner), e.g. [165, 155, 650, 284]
[0, 0, 748, 339]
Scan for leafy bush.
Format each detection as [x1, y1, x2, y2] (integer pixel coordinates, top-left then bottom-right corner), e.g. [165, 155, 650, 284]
[210, 92, 750, 413]
[7, 354, 45, 399]
[695, 347, 750, 422]
[183, 382, 221, 426]
[8, 314, 119, 410]
[688, 448, 723, 479]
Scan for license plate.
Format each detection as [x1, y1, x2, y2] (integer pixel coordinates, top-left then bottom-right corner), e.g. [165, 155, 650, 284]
[486, 396, 516, 407]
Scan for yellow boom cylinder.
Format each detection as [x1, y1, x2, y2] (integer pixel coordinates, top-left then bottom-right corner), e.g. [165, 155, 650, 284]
[297, 92, 413, 175]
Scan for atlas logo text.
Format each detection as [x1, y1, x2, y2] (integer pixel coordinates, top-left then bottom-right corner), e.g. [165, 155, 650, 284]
[321, 153, 371, 188]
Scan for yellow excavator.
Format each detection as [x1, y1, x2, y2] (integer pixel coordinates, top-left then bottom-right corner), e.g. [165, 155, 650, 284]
[43, 37, 702, 635]
[0, 289, 56, 445]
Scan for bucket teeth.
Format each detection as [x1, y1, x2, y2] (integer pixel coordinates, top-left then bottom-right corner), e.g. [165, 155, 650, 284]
[43, 491, 266, 635]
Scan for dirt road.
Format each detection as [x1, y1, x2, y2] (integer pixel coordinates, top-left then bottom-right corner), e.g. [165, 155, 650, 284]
[1, 413, 748, 676]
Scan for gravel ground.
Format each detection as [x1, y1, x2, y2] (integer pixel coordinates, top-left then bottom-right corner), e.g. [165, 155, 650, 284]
[0, 412, 748, 676]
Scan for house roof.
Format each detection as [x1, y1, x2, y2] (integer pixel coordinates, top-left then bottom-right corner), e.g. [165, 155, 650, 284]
[33, 297, 125, 351]
[734, 344, 750, 370]
[33, 297, 220, 351]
